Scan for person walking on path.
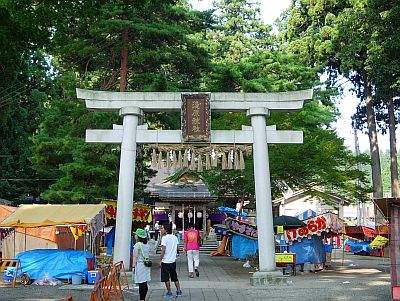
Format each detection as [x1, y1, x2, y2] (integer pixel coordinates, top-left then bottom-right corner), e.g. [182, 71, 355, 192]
[154, 221, 160, 241]
[183, 222, 201, 278]
[132, 228, 151, 301]
[145, 224, 151, 240]
[159, 224, 183, 298]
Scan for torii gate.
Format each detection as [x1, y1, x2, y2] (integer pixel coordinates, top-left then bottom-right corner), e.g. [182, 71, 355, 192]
[76, 88, 313, 274]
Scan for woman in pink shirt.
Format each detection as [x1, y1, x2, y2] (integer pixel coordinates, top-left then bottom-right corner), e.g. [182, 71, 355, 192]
[183, 222, 201, 278]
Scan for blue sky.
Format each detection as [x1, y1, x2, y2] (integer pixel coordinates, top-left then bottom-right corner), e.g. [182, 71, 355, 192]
[190, 0, 394, 153]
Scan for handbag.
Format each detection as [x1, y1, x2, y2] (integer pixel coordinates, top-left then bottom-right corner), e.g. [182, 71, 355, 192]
[139, 243, 152, 267]
[197, 230, 202, 247]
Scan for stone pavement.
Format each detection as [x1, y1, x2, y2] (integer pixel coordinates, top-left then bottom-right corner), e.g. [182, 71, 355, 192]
[136, 250, 391, 301]
[0, 249, 392, 301]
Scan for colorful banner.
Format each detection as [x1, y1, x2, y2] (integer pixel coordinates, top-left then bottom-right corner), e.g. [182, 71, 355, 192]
[70, 225, 87, 241]
[284, 213, 344, 243]
[225, 217, 258, 240]
[100, 200, 152, 223]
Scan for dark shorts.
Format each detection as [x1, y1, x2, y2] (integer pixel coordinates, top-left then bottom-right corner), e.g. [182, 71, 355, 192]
[161, 262, 178, 282]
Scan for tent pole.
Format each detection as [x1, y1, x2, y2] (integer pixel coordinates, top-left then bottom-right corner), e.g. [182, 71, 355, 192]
[24, 228, 27, 251]
[341, 234, 345, 266]
[13, 228, 16, 257]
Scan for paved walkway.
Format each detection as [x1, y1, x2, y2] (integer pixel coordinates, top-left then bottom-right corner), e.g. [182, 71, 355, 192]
[0, 249, 391, 301]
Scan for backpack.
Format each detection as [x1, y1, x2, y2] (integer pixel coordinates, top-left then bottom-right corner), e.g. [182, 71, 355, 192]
[139, 243, 152, 267]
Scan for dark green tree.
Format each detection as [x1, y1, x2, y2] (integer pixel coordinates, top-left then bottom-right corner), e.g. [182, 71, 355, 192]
[31, 1, 211, 203]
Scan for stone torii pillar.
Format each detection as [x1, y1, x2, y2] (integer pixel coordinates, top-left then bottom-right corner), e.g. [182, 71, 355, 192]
[76, 88, 313, 272]
[114, 106, 142, 266]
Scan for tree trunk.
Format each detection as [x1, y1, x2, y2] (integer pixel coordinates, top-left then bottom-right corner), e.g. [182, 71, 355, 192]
[364, 75, 383, 198]
[388, 96, 399, 197]
[119, 15, 129, 92]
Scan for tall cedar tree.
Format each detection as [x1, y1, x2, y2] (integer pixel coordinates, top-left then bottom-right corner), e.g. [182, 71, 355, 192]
[32, 0, 210, 203]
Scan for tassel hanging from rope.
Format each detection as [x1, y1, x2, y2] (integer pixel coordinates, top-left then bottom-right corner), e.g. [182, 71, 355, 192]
[227, 150, 233, 170]
[239, 150, 245, 170]
[157, 151, 163, 169]
[166, 150, 171, 169]
[151, 149, 157, 168]
[189, 151, 196, 170]
[177, 150, 182, 168]
[172, 151, 177, 169]
[205, 153, 211, 170]
[234, 151, 239, 170]
[197, 154, 203, 172]
[183, 149, 189, 168]
[221, 152, 227, 170]
[211, 149, 218, 167]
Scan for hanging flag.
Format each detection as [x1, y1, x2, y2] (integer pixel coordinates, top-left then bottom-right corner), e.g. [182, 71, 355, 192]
[70, 225, 87, 241]
[100, 200, 152, 223]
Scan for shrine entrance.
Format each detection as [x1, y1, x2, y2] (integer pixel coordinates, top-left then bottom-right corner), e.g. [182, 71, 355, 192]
[77, 88, 313, 273]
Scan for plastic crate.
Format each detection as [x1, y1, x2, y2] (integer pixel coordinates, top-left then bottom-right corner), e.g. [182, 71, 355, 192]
[3, 270, 14, 283]
[87, 270, 100, 284]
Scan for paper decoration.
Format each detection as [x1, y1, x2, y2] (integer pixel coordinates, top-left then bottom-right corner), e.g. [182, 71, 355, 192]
[197, 212, 202, 218]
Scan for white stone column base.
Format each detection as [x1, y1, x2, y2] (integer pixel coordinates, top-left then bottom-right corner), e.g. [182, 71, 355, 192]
[250, 271, 287, 286]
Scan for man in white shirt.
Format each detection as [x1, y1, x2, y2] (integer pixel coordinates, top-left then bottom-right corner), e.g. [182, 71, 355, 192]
[154, 221, 160, 241]
[160, 224, 183, 298]
[145, 224, 151, 240]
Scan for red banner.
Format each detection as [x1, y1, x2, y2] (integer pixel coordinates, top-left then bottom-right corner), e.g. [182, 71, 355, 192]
[285, 213, 344, 242]
[100, 200, 152, 223]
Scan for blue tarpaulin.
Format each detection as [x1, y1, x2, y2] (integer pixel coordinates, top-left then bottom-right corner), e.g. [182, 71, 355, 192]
[289, 235, 325, 265]
[217, 206, 247, 218]
[15, 249, 94, 280]
[231, 234, 258, 259]
[345, 241, 380, 255]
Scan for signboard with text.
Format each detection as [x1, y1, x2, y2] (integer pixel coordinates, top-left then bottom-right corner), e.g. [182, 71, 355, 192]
[225, 217, 258, 240]
[181, 93, 210, 142]
[275, 253, 296, 264]
[284, 213, 344, 242]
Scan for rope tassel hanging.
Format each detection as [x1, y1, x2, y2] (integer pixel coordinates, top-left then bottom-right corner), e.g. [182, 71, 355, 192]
[189, 151, 196, 170]
[183, 149, 189, 168]
[227, 150, 233, 170]
[205, 153, 211, 170]
[172, 151, 177, 169]
[151, 149, 157, 168]
[234, 151, 239, 170]
[166, 150, 171, 169]
[197, 154, 203, 172]
[221, 152, 227, 170]
[239, 150, 245, 170]
[157, 151, 163, 169]
[177, 150, 182, 168]
[211, 149, 218, 167]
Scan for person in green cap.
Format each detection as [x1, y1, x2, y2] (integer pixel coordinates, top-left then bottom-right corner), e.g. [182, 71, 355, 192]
[132, 228, 151, 301]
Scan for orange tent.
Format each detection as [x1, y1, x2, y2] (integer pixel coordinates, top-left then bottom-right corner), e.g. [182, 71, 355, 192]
[0, 205, 57, 258]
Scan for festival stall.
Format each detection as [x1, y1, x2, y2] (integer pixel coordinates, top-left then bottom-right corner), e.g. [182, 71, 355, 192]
[344, 225, 381, 256]
[0, 204, 106, 282]
[98, 200, 152, 263]
[0, 205, 89, 258]
[284, 212, 344, 269]
[224, 217, 257, 259]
